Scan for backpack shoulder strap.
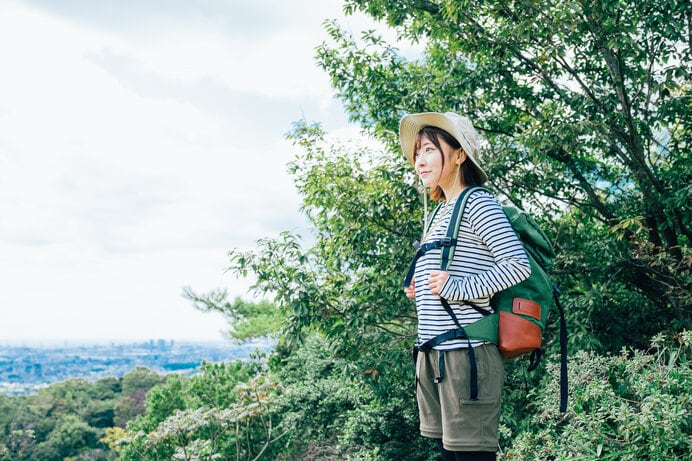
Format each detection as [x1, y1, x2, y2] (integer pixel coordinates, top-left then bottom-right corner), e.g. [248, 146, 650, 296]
[440, 186, 483, 271]
[439, 186, 494, 321]
[429, 186, 487, 401]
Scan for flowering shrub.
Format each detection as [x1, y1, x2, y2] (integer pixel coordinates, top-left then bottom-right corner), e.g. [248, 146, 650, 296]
[115, 372, 284, 461]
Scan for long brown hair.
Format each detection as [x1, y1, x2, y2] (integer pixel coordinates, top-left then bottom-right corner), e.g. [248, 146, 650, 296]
[413, 126, 483, 201]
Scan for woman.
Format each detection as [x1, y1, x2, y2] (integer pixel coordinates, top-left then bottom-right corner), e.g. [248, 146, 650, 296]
[399, 112, 531, 461]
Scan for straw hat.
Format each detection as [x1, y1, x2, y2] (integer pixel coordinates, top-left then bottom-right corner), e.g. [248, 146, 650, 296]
[399, 111, 488, 185]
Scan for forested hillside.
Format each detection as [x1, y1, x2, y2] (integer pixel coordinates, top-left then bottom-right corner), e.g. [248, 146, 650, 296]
[0, 367, 166, 460]
[2, 0, 689, 460]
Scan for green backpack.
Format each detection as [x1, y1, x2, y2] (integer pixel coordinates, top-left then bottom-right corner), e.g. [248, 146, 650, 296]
[405, 186, 568, 412]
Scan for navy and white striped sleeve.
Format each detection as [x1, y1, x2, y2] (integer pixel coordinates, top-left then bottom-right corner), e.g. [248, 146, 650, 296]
[438, 191, 531, 301]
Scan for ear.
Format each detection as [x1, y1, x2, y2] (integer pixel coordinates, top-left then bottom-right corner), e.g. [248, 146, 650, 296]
[456, 149, 466, 164]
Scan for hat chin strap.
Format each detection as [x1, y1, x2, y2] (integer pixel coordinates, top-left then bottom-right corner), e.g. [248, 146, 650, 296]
[442, 163, 462, 205]
[420, 176, 428, 242]
[419, 164, 461, 241]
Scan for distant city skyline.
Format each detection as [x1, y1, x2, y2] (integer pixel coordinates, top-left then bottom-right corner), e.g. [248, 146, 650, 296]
[0, 338, 273, 395]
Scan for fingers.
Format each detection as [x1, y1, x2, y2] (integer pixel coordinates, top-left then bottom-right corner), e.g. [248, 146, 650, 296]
[404, 281, 415, 299]
[428, 270, 449, 295]
[403, 271, 449, 298]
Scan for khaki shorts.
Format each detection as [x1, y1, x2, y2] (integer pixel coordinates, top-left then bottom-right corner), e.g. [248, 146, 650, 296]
[415, 344, 503, 452]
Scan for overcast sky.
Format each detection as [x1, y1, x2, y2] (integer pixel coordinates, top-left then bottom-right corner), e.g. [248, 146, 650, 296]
[0, 0, 420, 343]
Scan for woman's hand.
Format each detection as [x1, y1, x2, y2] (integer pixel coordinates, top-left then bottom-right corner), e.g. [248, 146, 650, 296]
[428, 270, 449, 296]
[404, 280, 416, 299]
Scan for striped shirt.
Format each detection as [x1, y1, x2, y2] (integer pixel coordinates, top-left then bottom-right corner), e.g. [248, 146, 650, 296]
[414, 188, 531, 350]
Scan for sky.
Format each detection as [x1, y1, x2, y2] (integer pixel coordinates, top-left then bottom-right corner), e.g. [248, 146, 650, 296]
[0, 0, 420, 343]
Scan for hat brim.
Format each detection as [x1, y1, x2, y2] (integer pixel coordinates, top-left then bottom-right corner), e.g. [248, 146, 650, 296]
[399, 112, 488, 185]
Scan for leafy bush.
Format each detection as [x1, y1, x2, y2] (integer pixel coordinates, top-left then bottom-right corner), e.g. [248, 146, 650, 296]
[269, 334, 435, 461]
[503, 332, 692, 460]
[339, 395, 436, 461]
[269, 335, 363, 459]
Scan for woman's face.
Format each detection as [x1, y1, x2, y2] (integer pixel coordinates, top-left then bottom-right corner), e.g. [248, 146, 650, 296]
[414, 134, 460, 192]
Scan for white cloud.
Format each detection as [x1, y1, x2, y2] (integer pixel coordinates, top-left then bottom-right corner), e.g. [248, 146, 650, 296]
[0, 0, 416, 342]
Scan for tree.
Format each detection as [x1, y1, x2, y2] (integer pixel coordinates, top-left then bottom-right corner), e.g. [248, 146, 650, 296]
[115, 362, 286, 461]
[271, 333, 434, 460]
[229, 122, 419, 378]
[310, 0, 691, 351]
[31, 414, 98, 460]
[183, 288, 285, 342]
[221, 1, 690, 457]
[113, 368, 165, 428]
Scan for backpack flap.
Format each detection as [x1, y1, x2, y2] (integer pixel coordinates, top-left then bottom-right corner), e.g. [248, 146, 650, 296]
[497, 298, 543, 358]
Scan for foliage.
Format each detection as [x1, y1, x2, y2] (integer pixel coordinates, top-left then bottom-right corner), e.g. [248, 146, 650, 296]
[217, 1, 691, 458]
[183, 288, 285, 342]
[116, 359, 285, 461]
[314, 0, 691, 351]
[31, 414, 98, 460]
[100, 427, 127, 455]
[114, 367, 166, 427]
[187, 360, 264, 409]
[262, 333, 431, 461]
[503, 331, 692, 460]
[338, 394, 437, 461]
[119, 379, 283, 461]
[228, 122, 421, 391]
[0, 369, 163, 461]
[268, 334, 364, 459]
